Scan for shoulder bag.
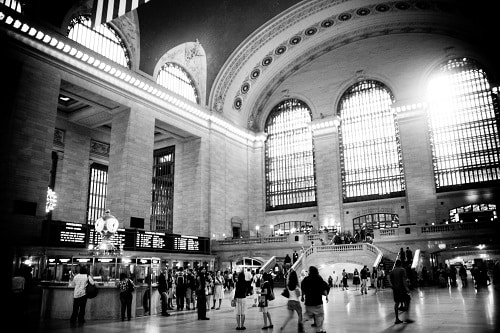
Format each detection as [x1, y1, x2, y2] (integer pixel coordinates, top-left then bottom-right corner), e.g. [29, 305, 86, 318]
[85, 278, 98, 299]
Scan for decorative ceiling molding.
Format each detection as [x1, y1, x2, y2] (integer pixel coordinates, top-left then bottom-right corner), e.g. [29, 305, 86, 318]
[209, 0, 469, 129]
[209, 0, 339, 111]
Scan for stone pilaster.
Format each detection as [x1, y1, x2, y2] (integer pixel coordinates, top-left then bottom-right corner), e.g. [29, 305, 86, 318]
[107, 107, 155, 228]
[396, 103, 437, 226]
[310, 117, 343, 230]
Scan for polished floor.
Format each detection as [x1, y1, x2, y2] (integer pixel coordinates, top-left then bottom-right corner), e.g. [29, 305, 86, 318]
[33, 282, 499, 333]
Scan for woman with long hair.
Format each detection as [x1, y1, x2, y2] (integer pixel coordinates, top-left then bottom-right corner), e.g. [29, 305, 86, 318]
[233, 271, 247, 330]
[258, 272, 274, 330]
[279, 270, 304, 332]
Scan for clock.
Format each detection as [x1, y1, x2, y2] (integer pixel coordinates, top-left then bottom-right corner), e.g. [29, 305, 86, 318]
[95, 217, 105, 233]
[106, 217, 119, 233]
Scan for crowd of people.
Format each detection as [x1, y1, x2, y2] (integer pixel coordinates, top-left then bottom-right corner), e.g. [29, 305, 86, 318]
[34, 243, 498, 328]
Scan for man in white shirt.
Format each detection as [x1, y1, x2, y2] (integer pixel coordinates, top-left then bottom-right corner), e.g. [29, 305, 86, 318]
[70, 266, 94, 325]
[244, 268, 253, 296]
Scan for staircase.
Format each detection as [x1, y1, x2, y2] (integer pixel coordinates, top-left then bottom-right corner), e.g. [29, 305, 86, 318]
[380, 256, 394, 288]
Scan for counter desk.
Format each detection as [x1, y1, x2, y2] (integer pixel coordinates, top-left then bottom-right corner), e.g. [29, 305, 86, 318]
[40, 283, 161, 320]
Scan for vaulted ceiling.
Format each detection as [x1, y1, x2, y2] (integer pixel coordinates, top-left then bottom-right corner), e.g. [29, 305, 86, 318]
[20, 0, 500, 133]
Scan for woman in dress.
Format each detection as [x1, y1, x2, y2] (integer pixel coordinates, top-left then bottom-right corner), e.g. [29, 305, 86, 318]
[353, 268, 360, 290]
[212, 270, 225, 310]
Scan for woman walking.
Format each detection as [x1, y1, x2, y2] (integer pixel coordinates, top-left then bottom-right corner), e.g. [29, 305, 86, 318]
[353, 268, 360, 290]
[258, 272, 274, 330]
[279, 270, 304, 333]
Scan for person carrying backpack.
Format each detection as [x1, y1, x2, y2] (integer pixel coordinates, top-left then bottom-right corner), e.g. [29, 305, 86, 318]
[175, 268, 186, 310]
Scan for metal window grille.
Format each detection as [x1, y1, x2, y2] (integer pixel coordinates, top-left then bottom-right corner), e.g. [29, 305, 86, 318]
[427, 58, 500, 189]
[86, 163, 108, 224]
[151, 146, 175, 232]
[338, 80, 405, 202]
[0, 0, 21, 12]
[156, 63, 199, 104]
[352, 213, 399, 233]
[265, 99, 317, 211]
[67, 15, 130, 68]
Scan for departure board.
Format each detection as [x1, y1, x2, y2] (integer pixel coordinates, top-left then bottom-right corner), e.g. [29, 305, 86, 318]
[135, 231, 166, 249]
[89, 228, 127, 249]
[45, 221, 87, 248]
[174, 236, 200, 251]
[43, 220, 210, 254]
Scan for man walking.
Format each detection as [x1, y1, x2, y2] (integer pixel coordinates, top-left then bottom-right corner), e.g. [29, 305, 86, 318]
[389, 259, 413, 325]
[301, 266, 329, 333]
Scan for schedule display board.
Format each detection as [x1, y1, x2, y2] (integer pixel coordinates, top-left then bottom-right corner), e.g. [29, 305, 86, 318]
[44, 221, 87, 248]
[44, 220, 210, 254]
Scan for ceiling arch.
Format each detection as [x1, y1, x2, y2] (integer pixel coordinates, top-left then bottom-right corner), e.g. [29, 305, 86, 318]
[210, 0, 487, 131]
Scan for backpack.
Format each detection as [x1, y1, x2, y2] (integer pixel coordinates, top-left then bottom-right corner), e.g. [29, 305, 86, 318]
[255, 275, 261, 288]
[189, 275, 196, 289]
[176, 274, 185, 287]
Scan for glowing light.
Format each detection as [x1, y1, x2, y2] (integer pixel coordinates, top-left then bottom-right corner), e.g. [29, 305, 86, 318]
[45, 188, 57, 213]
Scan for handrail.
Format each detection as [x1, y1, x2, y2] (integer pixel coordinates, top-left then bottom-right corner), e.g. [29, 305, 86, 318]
[289, 243, 383, 278]
[410, 249, 420, 270]
[260, 256, 276, 274]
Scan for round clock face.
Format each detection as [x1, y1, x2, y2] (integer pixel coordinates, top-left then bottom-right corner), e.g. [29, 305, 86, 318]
[95, 218, 105, 233]
[106, 217, 119, 233]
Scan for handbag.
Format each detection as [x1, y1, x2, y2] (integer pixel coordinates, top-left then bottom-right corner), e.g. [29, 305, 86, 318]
[127, 279, 135, 293]
[268, 288, 275, 301]
[281, 288, 290, 298]
[231, 298, 236, 307]
[85, 281, 98, 299]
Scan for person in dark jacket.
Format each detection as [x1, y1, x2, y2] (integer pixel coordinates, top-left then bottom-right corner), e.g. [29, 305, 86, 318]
[196, 267, 209, 320]
[158, 268, 170, 316]
[117, 273, 134, 321]
[301, 266, 329, 333]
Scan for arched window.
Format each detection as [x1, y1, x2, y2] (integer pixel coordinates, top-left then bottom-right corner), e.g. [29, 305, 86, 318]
[338, 80, 405, 202]
[156, 63, 199, 104]
[67, 15, 130, 68]
[0, 0, 22, 12]
[264, 99, 316, 211]
[427, 58, 500, 189]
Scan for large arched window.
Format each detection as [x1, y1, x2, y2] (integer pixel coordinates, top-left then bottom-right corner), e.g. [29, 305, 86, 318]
[67, 15, 130, 68]
[156, 63, 199, 104]
[427, 58, 500, 189]
[338, 80, 405, 202]
[264, 99, 316, 211]
[0, 0, 22, 12]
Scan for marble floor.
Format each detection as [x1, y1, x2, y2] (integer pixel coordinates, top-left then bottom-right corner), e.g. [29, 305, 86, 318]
[33, 283, 499, 333]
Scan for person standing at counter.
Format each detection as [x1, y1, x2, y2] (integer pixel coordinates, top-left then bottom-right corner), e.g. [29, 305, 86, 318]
[158, 268, 170, 316]
[118, 273, 135, 321]
[70, 266, 94, 326]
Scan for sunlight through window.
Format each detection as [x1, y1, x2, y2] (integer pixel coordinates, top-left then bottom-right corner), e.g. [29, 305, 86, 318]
[265, 99, 316, 210]
[157, 63, 198, 104]
[338, 80, 405, 201]
[427, 58, 500, 189]
[67, 15, 130, 68]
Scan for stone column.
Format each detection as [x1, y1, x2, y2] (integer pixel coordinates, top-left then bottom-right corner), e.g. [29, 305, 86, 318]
[0, 60, 60, 218]
[107, 107, 155, 228]
[396, 103, 437, 226]
[310, 117, 343, 230]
